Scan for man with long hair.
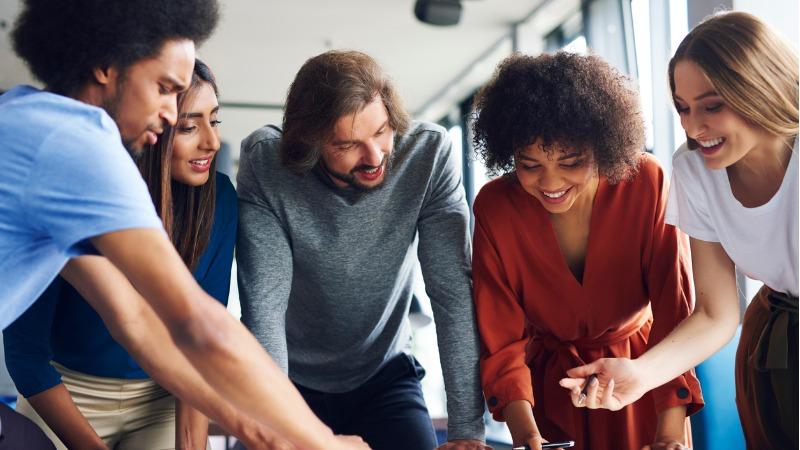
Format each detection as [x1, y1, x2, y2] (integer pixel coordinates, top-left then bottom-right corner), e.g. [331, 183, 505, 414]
[238, 50, 488, 450]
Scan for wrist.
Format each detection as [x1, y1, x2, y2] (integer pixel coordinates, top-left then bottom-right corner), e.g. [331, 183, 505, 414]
[306, 427, 338, 450]
[655, 404, 687, 443]
[631, 356, 659, 392]
[503, 400, 538, 445]
[90, 439, 109, 450]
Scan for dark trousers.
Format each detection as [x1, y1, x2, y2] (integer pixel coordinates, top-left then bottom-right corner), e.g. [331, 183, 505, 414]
[295, 353, 438, 450]
[0, 402, 55, 450]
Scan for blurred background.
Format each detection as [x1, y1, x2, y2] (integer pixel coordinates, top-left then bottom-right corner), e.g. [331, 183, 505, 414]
[1, 0, 797, 448]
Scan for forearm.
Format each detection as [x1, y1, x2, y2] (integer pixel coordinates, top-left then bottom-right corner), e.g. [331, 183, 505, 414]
[654, 405, 688, 443]
[62, 261, 297, 447]
[82, 233, 338, 449]
[636, 307, 738, 391]
[176, 399, 208, 450]
[503, 400, 539, 446]
[636, 310, 739, 390]
[435, 315, 484, 439]
[27, 384, 107, 450]
[635, 237, 740, 393]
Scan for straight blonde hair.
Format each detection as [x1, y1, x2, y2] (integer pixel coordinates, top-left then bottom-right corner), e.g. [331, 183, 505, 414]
[668, 11, 799, 149]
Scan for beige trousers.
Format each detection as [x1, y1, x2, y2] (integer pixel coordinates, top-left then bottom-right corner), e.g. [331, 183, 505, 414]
[16, 362, 209, 450]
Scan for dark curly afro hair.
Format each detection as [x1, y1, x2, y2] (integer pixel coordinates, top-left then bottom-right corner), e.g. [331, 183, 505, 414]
[12, 0, 220, 95]
[471, 51, 645, 183]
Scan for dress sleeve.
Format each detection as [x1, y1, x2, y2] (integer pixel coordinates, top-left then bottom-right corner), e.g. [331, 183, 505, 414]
[643, 160, 704, 416]
[473, 194, 535, 421]
[3, 278, 64, 397]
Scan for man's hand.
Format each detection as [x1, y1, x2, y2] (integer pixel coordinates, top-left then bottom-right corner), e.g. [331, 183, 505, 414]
[239, 432, 295, 450]
[435, 439, 492, 450]
[331, 435, 371, 450]
[558, 358, 650, 411]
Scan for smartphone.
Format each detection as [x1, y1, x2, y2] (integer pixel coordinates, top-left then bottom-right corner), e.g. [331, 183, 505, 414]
[512, 441, 576, 449]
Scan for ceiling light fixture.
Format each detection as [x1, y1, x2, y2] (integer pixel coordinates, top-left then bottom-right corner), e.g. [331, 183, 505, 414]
[414, 0, 463, 26]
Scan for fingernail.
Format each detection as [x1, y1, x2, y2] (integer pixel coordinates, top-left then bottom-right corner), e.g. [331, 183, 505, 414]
[577, 393, 586, 405]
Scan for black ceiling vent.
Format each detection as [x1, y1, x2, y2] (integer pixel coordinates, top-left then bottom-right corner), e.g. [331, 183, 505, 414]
[414, 0, 463, 26]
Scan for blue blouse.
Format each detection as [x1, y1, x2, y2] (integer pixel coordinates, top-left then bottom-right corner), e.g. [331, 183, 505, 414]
[3, 172, 237, 397]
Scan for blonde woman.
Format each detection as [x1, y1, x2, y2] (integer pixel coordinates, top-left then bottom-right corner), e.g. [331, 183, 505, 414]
[562, 11, 798, 450]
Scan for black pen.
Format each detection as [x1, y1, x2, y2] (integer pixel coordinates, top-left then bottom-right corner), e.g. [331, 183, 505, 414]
[577, 374, 598, 405]
[512, 441, 575, 449]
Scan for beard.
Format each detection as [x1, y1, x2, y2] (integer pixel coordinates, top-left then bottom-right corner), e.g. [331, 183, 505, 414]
[100, 74, 154, 159]
[101, 91, 144, 158]
[321, 153, 393, 192]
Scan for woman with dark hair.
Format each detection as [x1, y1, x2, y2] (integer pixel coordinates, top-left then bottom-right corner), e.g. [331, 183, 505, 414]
[471, 52, 703, 450]
[4, 60, 237, 450]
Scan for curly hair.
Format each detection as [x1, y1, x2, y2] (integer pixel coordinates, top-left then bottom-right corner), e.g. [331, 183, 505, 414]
[471, 52, 645, 183]
[12, 0, 219, 95]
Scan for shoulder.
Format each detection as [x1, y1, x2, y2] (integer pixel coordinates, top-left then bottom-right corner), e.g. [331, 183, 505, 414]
[403, 121, 448, 140]
[8, 87, 119, 144]
[631, 152, 666, 190]
[213, 171, 238, 223]
[395, 121, 456, 177]
[670, 142, 705, 175]
[239, 124, 282, 164]
[608, 153, 667, 206]
[473, 176, 516, 216]
[215, 171, 236, 196]
[396, 121, 450, 155]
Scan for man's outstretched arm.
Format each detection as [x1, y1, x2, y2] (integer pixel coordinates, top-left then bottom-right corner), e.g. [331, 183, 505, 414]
[75, 229, 368, 450]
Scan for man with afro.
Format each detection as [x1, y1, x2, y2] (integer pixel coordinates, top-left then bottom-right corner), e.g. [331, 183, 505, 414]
[0, 2, 367, 449]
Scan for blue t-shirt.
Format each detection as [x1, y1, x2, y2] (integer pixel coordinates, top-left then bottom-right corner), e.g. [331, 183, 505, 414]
[3, 173, 238, 396]
[0, 86, 163, 330]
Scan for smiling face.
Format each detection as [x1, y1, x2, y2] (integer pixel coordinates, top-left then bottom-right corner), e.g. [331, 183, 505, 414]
[170, 81, 221, 186]
[102, 39, 196, 154]
[673, 60, 776, 170]
[319, 95, 394, 191]
[515, 139, 598, 215]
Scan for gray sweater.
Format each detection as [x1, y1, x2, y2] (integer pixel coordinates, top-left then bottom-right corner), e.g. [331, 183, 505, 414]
[236, 121, 484, 440]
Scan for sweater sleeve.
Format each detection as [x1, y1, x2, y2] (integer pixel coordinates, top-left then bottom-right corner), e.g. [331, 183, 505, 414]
[642, 159, 704, 416]
[472, 192, 535, 422]
[416, 131, 485, 441]
[3, 278, 64, 397]
[236, 136, 294, 373]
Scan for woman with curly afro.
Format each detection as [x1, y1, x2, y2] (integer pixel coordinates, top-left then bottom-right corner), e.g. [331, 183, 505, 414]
[470, 52, 703, 450]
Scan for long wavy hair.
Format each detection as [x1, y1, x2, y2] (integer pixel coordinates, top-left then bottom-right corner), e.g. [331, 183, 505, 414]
[137, 59, 219, 270]
[281, 50, 410, 174]
[668, 11, 799, 149]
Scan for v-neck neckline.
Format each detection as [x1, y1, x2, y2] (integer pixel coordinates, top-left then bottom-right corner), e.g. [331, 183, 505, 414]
[516, 176, 605, 288]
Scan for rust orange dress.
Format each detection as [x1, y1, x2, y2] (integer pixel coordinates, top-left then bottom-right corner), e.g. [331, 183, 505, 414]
[473, 155, 704, 450]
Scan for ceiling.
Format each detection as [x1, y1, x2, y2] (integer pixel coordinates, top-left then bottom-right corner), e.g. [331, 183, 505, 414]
[0, 0, 563, 115]
[0, 0, 582, 156]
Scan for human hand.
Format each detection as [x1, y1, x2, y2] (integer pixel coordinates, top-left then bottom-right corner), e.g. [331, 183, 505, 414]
[435, 438, 493, 450]
[511, 432, 567, 450]
[240, 432, 296, 450]
[331, 434, 372, 450]
[641, 439, 690, 450]
[558, 357, 649, 411]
